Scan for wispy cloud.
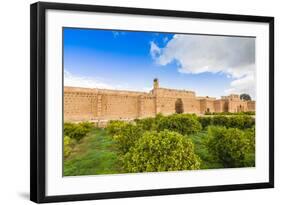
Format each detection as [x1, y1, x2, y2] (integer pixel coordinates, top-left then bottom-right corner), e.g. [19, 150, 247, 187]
[225, 73, 255, 96]
[64, 70, 153, 92]
[64, 70, 114, 89]
[112, 31, 126, 38]
[150, 41, 161, 60]
[150, 34, 256, 98]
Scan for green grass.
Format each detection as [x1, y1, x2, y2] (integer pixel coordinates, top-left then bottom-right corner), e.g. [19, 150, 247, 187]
[64, 128, 231, 176]
[64, 128, 123, 176]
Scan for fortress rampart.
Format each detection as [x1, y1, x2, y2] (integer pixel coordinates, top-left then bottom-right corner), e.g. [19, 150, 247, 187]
[64, 79, 255, 122]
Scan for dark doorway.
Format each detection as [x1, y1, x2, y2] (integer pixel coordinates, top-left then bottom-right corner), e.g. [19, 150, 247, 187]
[238, 105, 244, 112]
[175, 98, 184, 114]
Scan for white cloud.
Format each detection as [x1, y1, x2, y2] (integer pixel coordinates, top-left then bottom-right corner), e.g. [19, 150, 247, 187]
[225, 74, 255, 97]
[151, 34, 256, 98]
[64, 70, 114, 89]
[150, 41, 161, 60]
[64, 70, 153, 93]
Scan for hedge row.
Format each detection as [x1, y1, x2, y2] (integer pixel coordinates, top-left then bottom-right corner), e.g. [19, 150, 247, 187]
[109, 114, 202, 137]
[198, 115, 255, 129]
[205, 111, 255, 115]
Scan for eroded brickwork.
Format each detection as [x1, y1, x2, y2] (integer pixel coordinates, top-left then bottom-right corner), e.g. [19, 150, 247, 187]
[64, 79, 255, 122]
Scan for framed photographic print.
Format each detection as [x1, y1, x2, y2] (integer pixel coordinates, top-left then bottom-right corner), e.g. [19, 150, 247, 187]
[30, 1, 274, 203]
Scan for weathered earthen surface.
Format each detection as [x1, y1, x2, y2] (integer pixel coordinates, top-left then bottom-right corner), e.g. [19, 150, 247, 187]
[64, 79, 255, 122]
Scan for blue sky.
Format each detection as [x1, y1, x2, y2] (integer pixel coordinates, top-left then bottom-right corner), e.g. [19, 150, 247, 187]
[63, 28, 255, 98]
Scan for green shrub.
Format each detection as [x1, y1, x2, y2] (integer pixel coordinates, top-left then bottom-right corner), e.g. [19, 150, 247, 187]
[244, 127, 255, 151]
[64, 122, 75, 136]
[244, 111, 255, 115]
[135, 117, 156, 131]
[227, 116, 243, 128]
[64, 122, 93, 141]
[123, 130, 201, 172]
[227, 115, 255, 129]
[155, 113, 164, 120]
[243, 128, 256, 166]
[242, 115, 255, 128]
[112, 123, 144, 154]
[72, 126, 89, 141]
[106, 120, 128, 136]
[207, 126, 255, 168]
[213, 115, 229, 127]
[156, 114, 202, 135]
[79, 121, 93, 131]
[198, 117, 213, 129]
[210, 115, 255, 129]
[64, 136, 75, 158]
[204, 111, 213, 115]
[204, 111, 255, 116]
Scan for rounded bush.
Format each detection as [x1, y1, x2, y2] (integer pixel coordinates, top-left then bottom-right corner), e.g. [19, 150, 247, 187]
[64, 122, 93, 141]
[207, 126, 255, 168]
[112, 123, 144, 154]
[106, 120, 128, 136]
[123, 130, 201, 172]
[156, 114, 202, 135]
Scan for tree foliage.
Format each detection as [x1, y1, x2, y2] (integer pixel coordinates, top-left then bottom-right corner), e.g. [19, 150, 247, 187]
[134, 117, 156, 131]
[104, 113, 255, 172]
[207, 126, 255, 167]
[106, 120, 129, 136]
[198, 117, 213, 129]
[64, 136, 76, 159]
[240, 93, 252, 101]
[64, 122, 93, 141]
[112, 123, 144, 154]
[204, 111, 255, 115]
[198, 115, 255, 130]
[123, 130, 201, 172]
[157, 114, 202, 135]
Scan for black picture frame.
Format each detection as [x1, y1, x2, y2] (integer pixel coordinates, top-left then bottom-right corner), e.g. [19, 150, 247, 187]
[30, 1, 274, 203]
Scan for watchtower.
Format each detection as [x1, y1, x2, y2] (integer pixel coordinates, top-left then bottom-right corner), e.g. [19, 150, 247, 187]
[153, 78, 159, 89]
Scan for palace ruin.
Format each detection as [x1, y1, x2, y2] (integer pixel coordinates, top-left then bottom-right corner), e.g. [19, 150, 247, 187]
[64, 79, 255, 123]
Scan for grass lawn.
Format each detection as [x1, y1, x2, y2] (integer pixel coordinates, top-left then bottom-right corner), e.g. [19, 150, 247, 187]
[64, 128, 224, 176]
[64, 128, 124, 176]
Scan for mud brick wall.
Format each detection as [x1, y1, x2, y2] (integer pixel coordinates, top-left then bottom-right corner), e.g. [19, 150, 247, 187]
[64, 84, 256, 122]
